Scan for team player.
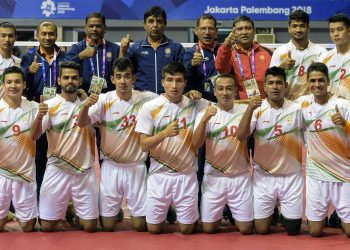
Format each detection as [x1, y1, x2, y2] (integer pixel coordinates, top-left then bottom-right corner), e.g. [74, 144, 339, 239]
[237, 67, 304, 236]
[319, 13, 350, 99]
[270, 10, 327, 99]
[192, 74, 253, 234]
[77, 58, 158, 232]
[0, 66, 38, 232]
[30, 61, 98, 232]
[296, 62, 350, 237]
[135, 62, 206, 234]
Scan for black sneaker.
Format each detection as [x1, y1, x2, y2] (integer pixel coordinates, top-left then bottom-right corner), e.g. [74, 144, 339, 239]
[117, 209, 124, 222]
[166, 205, 177, 224]
[223, 205, 235, 225]
[329, 211, 341, 228]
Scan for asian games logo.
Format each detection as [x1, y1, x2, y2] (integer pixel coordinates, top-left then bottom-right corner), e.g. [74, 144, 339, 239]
[41, 0, 56, 17]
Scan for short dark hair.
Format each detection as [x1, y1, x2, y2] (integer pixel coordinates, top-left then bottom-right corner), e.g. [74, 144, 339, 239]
[328, 13, 350, 28]
[214, 73, 235, 88]
[2, 66, 25, 83]
[162, 62, 186, 79]
[37, 21, 57, 33]
[85, 12, 106, 27]
[113, 57, 134, 74]
[232, 15, 254, 29]
[196, 14, 217, 27]
[59, 61, 81, 77]
[0, 22, 17, 35]
[307, 62, 329, 81]
[144, 6, 167, 25]
[288, 10, 309, 25]
[265, 66, 286, 82]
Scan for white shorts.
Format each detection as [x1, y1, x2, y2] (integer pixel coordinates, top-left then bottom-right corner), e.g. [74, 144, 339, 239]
[201, 172, 253, 223]
[253, 170, 303, 220]
[39, 165, 99, 221]
[0, 174, 38, 222]
[99, 160, 147, 217]
[146, 172, 199, 225]
[306, 176, 350, 223]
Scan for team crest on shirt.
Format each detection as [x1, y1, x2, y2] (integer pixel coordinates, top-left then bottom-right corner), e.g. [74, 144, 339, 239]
[107, 52, 112, 61]
[259, 55, 265, 62]
[326, 111, 335, 120]
[165, 48, 171, 58]
[23, 113, 30, 123]
[285, 115, 293, 125]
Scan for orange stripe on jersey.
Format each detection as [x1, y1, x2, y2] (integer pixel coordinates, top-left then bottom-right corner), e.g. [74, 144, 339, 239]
[269, 133, 303, 163]
[343, 121, 350, 136]
[280, 52, 288, 62]
[10, 133, 36, 157]
[49, 102, 62, 116]
[104, 99, 116, 112]
[256, 107, 267, 119]
[317, 130, 350, 158]
[0, 108, 5, 114]
[301, 100, 312, 109]
[322, 54, 334, 65]
[151, 104, 165, 119]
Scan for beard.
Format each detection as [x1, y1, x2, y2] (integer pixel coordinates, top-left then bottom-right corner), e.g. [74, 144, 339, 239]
[62, 84, 78, 94]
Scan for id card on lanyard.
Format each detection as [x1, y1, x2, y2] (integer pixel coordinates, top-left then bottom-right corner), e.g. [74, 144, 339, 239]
[235, 48, 260, 98]
[42, 52, 57, 101]
[89, 40, 107, 93]
[199, 45, 217, 93]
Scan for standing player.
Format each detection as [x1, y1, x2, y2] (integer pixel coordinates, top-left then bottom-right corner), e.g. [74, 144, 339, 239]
[296, 62, 350, 237]
[319, 13, 350, 99]
[77, 57, 158, 232]
[237, 67, 304, 235]
[30, 61, 98, 232]
[0, 66, 38, 232]
[270, 10, 327, 99]
[192, 74, 253, 234]
[135, 62, 206, 234]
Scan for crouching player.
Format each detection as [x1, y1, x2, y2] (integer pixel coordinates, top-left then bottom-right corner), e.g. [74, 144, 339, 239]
[77, 58, 158, 232]
[237, 67, 304, 235]
[297, 62, 350, 237]
[0, 66, 38, 232]
[192, 73, 253, 234]
[31, 61, 98, 232]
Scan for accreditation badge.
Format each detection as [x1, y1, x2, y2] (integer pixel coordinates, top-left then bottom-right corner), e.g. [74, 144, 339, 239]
[89, 75, 106, 94]
[43, 86, 57, 101]
[243, 78, 260, 98]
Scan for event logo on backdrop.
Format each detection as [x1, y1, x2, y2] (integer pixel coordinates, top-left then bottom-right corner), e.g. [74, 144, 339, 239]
[0, 0, 349, 20]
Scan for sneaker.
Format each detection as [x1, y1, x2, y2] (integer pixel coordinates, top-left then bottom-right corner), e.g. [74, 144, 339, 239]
[329, 211, 341, 228]
[7, 211, 15, 222]
[166, 205, 177, 224]
[117, 209, 124, 222]
[223, 205, 235, 225]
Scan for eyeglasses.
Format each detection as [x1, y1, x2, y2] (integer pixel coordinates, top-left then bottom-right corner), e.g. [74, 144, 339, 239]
[197, 26, 216, 33]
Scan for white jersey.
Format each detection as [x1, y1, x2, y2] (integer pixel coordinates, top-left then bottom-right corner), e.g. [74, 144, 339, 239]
[270, 41, 326, 99]
[250, 99, 304, 175]
[42, 95, 96, 174]
[194, 104, 250, 176]
[89, 90, 157, 163]
[136, 95, 208, 174]
[319, 48, 350, 100]
[296, 94, 350, 182]
[0, 98, 38, 182]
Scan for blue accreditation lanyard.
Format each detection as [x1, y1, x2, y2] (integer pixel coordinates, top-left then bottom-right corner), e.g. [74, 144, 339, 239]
[235, 47, 255, 81]
[89, 40, 106, 78]
[199, 44, 216, 81]
[41, 51, 57, 88]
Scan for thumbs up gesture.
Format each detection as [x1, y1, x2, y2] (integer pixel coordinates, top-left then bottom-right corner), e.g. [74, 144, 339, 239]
[191, 45, 204, 67]
[37, 95, 48, 120]
[120, 34, 131, 56]
[331, 104, 346, 126]
[203, 102, 217, 122]
[280, 50, 296, 70]
[163, 119, 180, 137]
[29, 55, 40, 74]
[248, 90, 262, 112]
